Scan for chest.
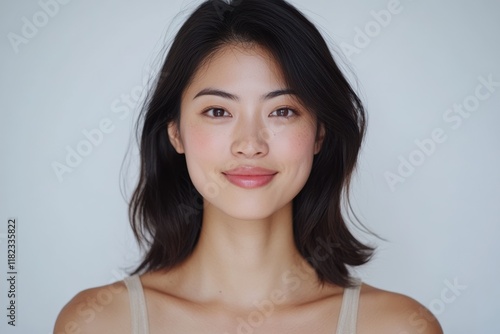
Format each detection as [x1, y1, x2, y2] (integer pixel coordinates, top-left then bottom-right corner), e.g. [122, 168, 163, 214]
[146, 296, 345, 334]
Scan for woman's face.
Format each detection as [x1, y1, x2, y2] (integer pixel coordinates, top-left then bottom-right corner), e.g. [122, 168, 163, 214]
[169, 43, 324, 220]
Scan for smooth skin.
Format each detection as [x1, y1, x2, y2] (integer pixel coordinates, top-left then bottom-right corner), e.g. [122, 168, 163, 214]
[54, 43, 443, 333]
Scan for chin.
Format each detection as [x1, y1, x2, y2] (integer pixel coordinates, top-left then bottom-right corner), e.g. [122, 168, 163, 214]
[228, 212, 276, 222]
[211, 200, 291, 222]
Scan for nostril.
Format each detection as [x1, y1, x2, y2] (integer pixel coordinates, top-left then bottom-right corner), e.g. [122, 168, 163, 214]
[232, 137, 269, 158]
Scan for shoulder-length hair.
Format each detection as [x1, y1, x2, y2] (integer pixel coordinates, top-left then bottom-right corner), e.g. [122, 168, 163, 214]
[129, 0, 373, 287]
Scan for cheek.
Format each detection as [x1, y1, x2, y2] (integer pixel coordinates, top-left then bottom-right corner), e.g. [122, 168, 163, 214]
[182, 123, 222, 156]
[274, 124, 317, 163]
[180, 118, 318, 194]
[180, 122, 229, 193]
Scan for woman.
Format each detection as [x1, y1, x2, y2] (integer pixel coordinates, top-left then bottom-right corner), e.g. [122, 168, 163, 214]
[55, 0, 443, 333]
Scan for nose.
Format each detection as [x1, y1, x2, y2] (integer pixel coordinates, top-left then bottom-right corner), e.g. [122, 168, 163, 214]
[230, 115, 270, 158]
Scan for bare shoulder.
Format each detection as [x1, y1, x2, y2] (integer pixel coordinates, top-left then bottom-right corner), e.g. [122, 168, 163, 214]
[357, 283, 443, 334]
[54, 279, 131, 334]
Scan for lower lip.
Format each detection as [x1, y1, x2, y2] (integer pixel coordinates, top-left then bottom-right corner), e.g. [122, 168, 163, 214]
[223, 173, 276, 189]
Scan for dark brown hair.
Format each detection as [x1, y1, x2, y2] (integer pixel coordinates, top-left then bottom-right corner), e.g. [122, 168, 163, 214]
[129, 0, 373, 287]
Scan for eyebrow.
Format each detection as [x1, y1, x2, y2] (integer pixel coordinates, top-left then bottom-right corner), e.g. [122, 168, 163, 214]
[193, 88, 297, 101]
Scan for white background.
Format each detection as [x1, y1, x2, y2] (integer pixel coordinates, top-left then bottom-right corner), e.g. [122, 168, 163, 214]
[1, 0, 499, 333]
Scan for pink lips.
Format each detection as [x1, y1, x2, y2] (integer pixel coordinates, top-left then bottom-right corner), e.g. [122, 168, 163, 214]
[222, 166, 278, 189]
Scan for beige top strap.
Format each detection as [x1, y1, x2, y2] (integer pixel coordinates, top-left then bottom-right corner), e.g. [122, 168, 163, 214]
[336, 279, 362, 334]
[122, 274, 358, 334]
[123, 274, 150, 334]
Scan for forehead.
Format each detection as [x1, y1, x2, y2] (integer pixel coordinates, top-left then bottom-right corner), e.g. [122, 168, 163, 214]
[184, 43, 287, 94]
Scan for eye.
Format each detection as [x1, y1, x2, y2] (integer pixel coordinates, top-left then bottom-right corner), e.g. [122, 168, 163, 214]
[202, 107, 232, 118]
[269, 107, 297, 118]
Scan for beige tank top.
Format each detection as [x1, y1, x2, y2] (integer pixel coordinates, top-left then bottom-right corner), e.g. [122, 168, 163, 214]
[123, 274, 361, 334]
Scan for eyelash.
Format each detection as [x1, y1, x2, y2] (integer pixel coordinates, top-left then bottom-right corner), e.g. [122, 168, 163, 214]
[202, 107, 298, 118]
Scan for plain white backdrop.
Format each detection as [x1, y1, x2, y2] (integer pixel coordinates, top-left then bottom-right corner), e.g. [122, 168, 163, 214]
[1, 0, 499, 333]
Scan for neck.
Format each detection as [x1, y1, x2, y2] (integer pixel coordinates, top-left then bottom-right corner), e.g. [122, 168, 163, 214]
[173, 201, 321, 309]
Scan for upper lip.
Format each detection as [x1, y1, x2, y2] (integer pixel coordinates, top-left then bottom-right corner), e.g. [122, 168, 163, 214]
[222, 165, 278, 176]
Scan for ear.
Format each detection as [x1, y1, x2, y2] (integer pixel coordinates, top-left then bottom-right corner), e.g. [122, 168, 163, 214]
[314, 122, 325, 155]
[167, 121, 185, 154]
